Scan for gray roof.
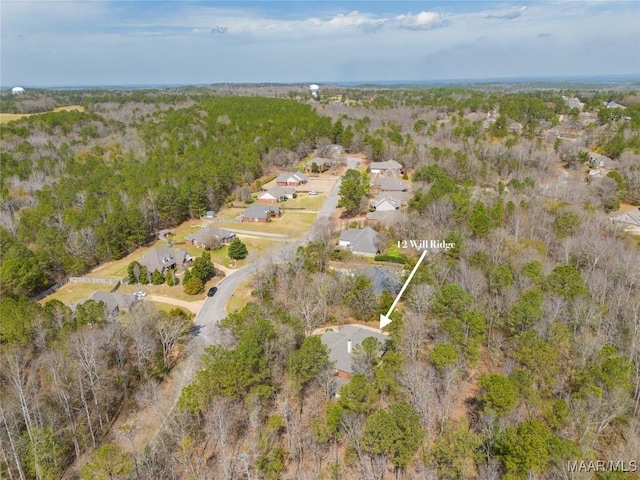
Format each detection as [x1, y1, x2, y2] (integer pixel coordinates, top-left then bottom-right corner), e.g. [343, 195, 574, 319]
[185, 226, 235, 244]
[373, 196, 400, 210]
[79, 291, 138, 315]
[243, 204, 281, 220]
[371, 160, 403, 171]
[140, 246, 191, 273]
[374, 177, 409, 191]
[321, 325, 388, 374]
[374, 191, 409, 204]
[261, 186, 296, 198]
[354, 267, 401, 295]
[366, 210, 404, 226]
[276, 172, 308, 183]
[610, 210, 640, 228]
[339, 227, 380, 254]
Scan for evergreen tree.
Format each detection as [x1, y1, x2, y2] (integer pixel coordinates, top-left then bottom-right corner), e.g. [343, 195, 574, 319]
[468, 201, 492, 238]
[183, 276, 204, 295]
[228, 238, 249, 260]
[191, 251, 216, 282]
[338, 168, 368, 216]
[151, 269, 165, 285]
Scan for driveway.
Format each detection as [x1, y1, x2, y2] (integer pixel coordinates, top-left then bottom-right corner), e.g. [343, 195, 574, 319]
[116, 165, 346, 454]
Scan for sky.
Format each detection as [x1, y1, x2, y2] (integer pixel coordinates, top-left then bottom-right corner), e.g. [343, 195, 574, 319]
[1, 0, 639, 87]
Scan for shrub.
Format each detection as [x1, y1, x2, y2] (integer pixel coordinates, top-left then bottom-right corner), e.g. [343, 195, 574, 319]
[183, 276, 204, 295]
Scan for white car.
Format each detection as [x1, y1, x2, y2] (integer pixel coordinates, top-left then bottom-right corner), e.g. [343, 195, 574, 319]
[308, 190, 319, 195]
[133, 291, 147, 298]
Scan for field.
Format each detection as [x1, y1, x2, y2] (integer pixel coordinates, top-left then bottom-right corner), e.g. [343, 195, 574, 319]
[0, 105, 85, 124]
[41, 281, 115, 305]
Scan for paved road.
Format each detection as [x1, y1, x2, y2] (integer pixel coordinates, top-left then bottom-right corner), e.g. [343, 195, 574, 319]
[192, 265, 255, 347]
[318, 175, 341, 219]
[121, 170, 344, 453]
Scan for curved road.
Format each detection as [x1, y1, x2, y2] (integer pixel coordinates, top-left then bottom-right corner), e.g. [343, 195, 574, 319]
[117, 173, 342, 453]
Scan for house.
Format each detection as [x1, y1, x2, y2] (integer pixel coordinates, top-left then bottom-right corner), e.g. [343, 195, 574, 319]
[258, 186, 297, 203]
[366, 210, 403, 227]
[372, 194, 401, 212]
[77, 291, 139, 319]
[339, 227, 380, 256]
[185, 226, 235, 248]
[508, 122, 524, 135]
[610, 210, 640, 233]
[158, 229, 173, 240]
[353, 267, 401, 296]
[373, 177, 409, 192]
[564, 96, 583, 110]
[242, 204, 282, 222]
[604, 101, 625, 109]
[588, 152, 613, 169]
[140, 246, 192, 275]
[370, 160, 403, 175]
[276, 172, 308, 186]
[11, 87, 25, 95]
[587, 169, 604, 181]
[321, 325, 388, 379]
[304, 157, 332, 173]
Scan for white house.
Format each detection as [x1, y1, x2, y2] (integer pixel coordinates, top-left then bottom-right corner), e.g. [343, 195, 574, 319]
[11, 87, 25, 95]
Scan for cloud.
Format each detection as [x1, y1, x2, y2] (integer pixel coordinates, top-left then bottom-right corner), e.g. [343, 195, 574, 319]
[396, 11, 445, 30]
[485, 6, 528, 20]
[210, 26, 228, 34]
[537, 32, 552, 38]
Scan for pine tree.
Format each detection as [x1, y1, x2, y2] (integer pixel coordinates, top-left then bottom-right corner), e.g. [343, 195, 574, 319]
[228, 238, 248, 260]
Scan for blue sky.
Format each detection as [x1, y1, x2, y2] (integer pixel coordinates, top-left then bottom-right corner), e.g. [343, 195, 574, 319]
[1, 1, 639, 87]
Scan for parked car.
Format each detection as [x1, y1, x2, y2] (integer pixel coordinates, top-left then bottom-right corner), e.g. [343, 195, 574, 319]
[308, 190, 319, 195]
[207, 287, 218, 297]
[133, 291, 147, 298]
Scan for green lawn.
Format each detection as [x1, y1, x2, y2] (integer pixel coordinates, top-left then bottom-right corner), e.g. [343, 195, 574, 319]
[225, 277, 256, 313]
[280, 194, 326, 210]
[42, 281, 115, 305]
[216, 212, 317, 238]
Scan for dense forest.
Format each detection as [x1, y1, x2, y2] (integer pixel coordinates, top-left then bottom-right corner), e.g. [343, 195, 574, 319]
[1, 85, 640, 479]
[0, 94, 333, 299]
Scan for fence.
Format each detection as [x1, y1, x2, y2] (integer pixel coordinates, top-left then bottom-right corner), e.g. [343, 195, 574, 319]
[202, 217, 242, 223]
[32, 276, 127, 301]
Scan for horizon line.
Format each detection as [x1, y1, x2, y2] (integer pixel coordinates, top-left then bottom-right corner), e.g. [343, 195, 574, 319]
[3, 73, 640, 91]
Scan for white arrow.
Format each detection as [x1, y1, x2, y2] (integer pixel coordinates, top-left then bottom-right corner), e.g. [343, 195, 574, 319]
[380, 249, 429, 329]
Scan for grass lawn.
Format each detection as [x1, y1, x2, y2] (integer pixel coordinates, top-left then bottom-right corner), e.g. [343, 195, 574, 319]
[0, 105, 84, 124]
[85, 242, 163, 279]
[42, 281, 115, 305]
[219, 212, 317, 238]
[280, 194, 326, 210]
[149, 302, 192, 316]
[226, 277, 256, 314]
[118, 279, 214, 303]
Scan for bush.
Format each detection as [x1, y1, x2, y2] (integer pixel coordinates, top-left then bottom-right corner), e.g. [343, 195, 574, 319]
[374, 254, 408, 264]
[183, 276, 204, 295]
[151, 269, 165, 285]
[139, 266, 149, 285]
